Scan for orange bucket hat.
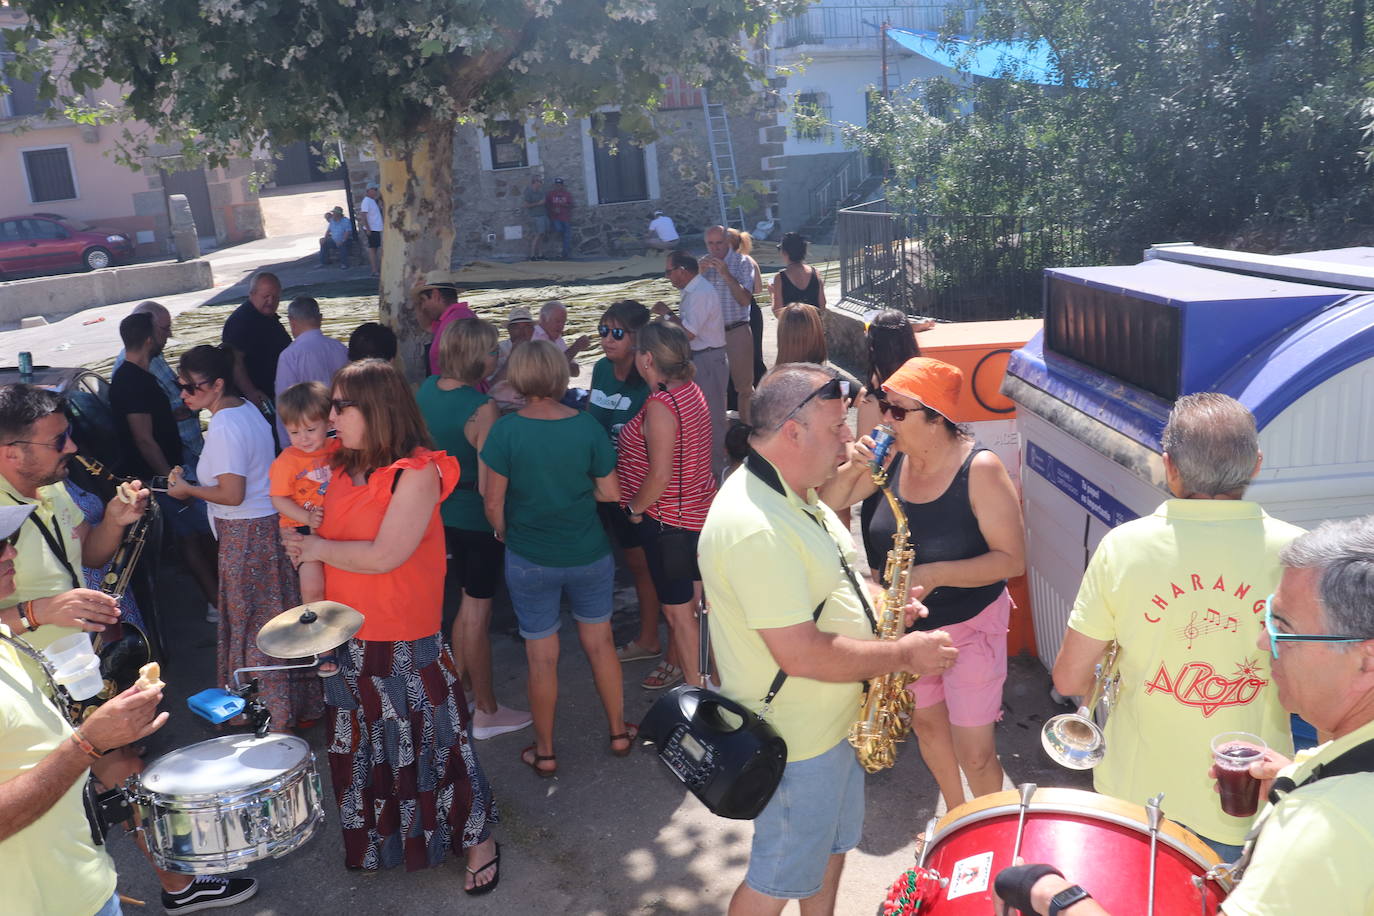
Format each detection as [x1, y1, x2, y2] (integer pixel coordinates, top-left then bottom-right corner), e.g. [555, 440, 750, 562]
[882, 357, 964, 422]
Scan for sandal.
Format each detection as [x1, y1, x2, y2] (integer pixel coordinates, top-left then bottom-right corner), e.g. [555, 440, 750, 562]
[609, 723, 639, 757]
[615, 640, 662, 663]
[520, 744, 557, 778]
[465, 842, 501, 896]
[642, 660, 683, 691]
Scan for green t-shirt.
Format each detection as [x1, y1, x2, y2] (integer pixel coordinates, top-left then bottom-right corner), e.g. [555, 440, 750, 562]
[586, 358, 649, 449]
[481, 411, 616, 567]
[415, 376, 491, 532]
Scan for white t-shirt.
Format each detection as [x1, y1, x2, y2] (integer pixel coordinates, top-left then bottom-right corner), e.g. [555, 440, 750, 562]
[679, 273, 725, 350]
[647, 215, 679, 242]
[360, 195, 383, 232]
[197, 402, 278, 528]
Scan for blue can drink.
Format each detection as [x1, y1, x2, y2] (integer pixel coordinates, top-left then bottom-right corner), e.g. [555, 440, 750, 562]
[869, 424, 896, 472]
[17, 351, 32, 381]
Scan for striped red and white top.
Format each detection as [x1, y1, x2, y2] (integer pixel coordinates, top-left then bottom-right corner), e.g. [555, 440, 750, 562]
[617, 382, 716, 530]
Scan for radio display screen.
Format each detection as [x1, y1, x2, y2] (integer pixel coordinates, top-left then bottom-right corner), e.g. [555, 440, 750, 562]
[679, 732, 706, 762]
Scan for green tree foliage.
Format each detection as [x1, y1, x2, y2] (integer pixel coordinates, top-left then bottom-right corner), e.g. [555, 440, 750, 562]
[5, 0, 801, 373]
[855, 0, 1374, 257]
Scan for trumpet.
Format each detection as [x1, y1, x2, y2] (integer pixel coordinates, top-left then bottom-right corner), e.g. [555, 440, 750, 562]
[1041, 640, 1120, 770]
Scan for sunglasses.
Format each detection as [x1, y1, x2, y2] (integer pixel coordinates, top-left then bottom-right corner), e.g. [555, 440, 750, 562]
[176, 379, 210, 395]
[598, 325, 628, 340]
[776, 377, 852, 429]
[7, 426, 72, 451]
[1263, 593, 1372, 660]
[330, 398, 359, 413]
[879, 401, 912, 422]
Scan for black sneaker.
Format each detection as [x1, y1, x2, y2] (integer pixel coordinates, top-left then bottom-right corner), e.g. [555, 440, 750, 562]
[162, 876, 259, 913]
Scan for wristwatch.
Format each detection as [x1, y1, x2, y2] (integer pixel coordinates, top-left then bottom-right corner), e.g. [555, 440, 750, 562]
[1048, 885, 1093, 916]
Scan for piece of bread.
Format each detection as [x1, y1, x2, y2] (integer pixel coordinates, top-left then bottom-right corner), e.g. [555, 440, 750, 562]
[135, 661, 163, 691]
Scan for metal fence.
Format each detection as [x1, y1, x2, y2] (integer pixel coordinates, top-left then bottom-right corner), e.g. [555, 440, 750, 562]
[836, 201, 1106, 321]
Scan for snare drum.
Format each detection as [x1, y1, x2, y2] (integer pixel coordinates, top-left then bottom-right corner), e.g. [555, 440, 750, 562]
[882, 787, 1231, 915]
[128, 733, 324, 874]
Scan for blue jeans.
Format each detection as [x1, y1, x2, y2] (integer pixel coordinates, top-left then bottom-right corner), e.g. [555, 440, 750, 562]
[549, 219, 571, 259]
[93, 892, 123, 916]
[504, 549, 613, 639]
[319, 235, 351, 267]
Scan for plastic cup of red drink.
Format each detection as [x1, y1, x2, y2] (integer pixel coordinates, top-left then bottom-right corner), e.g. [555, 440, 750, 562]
[1211, 731, 1267, 817]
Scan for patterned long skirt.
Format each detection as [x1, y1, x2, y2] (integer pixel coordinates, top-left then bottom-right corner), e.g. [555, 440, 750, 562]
[324, 633, 498, 871]
[215, 515, 323, 729]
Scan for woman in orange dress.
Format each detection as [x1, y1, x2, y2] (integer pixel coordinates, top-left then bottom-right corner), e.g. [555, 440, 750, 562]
[282, 359, 499, 892]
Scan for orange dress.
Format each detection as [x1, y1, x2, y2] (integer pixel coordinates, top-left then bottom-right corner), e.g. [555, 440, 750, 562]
[318, 448, 459, 642]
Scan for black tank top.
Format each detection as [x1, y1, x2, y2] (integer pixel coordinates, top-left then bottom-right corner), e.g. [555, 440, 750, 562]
[861, 447, 1006, 630]
[776, 266, 821, 306]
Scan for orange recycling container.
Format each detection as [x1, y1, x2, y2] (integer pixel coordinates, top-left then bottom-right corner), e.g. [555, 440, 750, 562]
[918, 318, 1043, 656]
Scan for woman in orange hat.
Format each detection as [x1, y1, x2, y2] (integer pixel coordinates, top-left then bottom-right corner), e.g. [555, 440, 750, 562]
[825, 356, 1025, 809]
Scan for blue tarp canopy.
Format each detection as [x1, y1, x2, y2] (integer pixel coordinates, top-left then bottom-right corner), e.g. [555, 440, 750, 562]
[886, 28, 1074, 86]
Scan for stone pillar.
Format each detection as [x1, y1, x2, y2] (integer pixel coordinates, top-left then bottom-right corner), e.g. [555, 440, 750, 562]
[168, 194, 199, 262]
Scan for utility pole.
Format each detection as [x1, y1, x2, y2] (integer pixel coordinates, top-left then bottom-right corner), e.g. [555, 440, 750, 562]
[880, 19, 890, 100]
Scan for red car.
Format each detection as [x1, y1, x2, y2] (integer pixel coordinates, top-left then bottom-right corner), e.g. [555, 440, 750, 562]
[0, 213, 135, 279]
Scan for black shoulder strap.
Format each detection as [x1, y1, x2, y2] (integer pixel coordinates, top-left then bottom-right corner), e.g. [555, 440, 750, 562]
[744, 450, 879, 710]
[7, 494, 80, 590]
[1268, 737, 1374, 804]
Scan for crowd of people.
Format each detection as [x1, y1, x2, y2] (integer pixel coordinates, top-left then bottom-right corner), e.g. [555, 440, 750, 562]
[1, 220, 1372, 916]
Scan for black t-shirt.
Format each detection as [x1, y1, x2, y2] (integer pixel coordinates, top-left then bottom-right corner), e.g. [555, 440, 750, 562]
[222, 301, 291, 397]
[110, 360, 182, 478]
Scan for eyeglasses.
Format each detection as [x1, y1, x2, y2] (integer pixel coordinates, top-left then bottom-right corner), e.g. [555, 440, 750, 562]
[176, 379, 209, 395]
[776, 377, 852, 429]
[7, 426, 72, 451]
[598, 325, 628, 340]
[330, 398, 358, 413]
[664, 266, 681, 276]
[1263, 593, 1372, 659]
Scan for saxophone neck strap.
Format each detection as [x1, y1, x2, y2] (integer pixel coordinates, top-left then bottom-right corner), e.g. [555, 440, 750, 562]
[6, 493, 80, 591]
[742, 450, 878, 714]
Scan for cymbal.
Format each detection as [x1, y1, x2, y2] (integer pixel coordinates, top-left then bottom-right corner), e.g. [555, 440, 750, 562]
[257, 601, 364, 659]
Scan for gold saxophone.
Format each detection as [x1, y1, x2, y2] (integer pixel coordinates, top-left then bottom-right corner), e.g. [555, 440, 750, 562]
[849, 425, 916, 773]
[73, 455, 156, 600]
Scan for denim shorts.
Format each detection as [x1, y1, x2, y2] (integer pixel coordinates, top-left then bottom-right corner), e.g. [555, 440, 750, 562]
[156, 491, 211, 537]
[504, 549, 614, 639]
[93, 892, 123, 916]
[747, 739, 865, 899]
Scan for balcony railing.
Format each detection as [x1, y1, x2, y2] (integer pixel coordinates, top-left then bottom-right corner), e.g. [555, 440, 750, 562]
[775, 4, 979, 49]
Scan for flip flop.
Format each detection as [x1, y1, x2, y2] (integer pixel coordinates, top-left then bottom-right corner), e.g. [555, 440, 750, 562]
[465, 842, 501, 896]
[520, 744, 557, 778]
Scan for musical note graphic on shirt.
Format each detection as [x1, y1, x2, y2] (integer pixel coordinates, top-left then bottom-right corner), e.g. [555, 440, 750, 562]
[1176, 608, 1236, 649]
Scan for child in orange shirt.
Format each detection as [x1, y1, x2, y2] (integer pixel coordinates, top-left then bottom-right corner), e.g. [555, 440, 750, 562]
[270, 381, 341, 675]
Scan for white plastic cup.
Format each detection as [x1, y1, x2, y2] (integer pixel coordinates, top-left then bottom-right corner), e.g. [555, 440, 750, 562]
[43, 632, 95, 670]
[54, 655, 103, 701]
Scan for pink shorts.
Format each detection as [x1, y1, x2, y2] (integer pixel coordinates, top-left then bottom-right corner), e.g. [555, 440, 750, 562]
[909, 588, 1011, 727]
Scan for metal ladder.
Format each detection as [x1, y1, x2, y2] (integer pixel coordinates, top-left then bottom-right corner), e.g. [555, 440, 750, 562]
[701, 90, 747, 230]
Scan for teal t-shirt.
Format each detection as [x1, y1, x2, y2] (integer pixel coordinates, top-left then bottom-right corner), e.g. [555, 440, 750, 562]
[586, 358, 649, 449]
[415, 376, 491, 532]
[481, 410, 616, 567]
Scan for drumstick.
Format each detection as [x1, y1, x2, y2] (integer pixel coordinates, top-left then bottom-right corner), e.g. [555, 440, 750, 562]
[119, 894, 146, 906]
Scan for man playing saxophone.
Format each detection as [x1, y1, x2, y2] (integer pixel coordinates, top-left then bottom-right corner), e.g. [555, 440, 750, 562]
[699, 364, 957, 916]
[1052, 393, 1299, 861]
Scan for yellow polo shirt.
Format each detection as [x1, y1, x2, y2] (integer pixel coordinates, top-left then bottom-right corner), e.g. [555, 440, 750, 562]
[1067, 499, 1300, 846]
[0, 475, 85, 652]
[1222, 717, 1374, 914]
[0, 626, 118, 916]
[699, 457, 873, 763]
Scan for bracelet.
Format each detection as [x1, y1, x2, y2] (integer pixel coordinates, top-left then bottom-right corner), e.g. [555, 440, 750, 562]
[69, 729, 103, 759]
[19, 601, 38, 632]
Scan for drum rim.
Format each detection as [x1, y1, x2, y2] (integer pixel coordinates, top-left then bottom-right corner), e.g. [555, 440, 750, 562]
[922, 786, 1230, 887]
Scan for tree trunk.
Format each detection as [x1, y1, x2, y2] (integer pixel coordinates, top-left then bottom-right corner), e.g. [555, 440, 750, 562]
[375, 117, 456, 382]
